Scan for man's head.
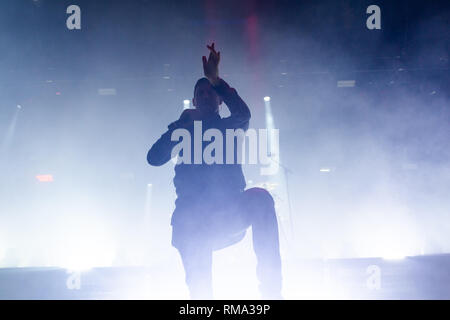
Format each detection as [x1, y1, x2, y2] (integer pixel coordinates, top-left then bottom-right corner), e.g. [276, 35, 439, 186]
[192, 78, 222, 116]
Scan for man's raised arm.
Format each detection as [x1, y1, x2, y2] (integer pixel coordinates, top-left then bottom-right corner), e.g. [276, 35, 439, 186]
[212, 78, 251, 130]
[203, 42, 251, 130]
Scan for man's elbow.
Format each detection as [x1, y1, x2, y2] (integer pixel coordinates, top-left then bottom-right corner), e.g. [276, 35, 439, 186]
[239, 109, 251, 123]
[241, 101, 251, 121]
[147, 148, 165, 166]
[245, 110, 251, 121]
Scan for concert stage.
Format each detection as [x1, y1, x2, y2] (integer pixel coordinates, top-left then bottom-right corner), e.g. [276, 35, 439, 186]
[1, 0, 449, 304]
[1, 253, 449, 300]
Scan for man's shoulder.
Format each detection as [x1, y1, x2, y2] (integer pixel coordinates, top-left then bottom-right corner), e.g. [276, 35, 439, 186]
[217, 115, 249, 131]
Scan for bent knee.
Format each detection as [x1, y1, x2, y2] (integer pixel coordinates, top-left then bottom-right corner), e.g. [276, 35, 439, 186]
[244, 187, 275, 207]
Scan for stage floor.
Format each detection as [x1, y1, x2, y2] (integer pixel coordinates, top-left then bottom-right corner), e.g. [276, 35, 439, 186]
[1, 253, 449, 299]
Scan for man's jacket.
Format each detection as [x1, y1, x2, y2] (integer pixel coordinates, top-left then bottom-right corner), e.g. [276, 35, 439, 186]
[147, 78, 251, 227]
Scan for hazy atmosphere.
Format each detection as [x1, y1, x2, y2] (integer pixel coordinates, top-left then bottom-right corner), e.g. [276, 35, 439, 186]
[0, 0, 449, 299]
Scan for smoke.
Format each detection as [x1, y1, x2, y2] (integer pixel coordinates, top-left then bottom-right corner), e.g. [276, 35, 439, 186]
[0, 1, 448, 275]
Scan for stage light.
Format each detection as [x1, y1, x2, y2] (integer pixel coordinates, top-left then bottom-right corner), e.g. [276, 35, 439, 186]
[183, 99, 190, 109]
[263, 95, 276, 158]
[352, 219, 420, 261]
[320, 168, 331, 172]
[36, 174, 53, 182]
[98, 88, 116, 96]
[337, 80, 355, 88]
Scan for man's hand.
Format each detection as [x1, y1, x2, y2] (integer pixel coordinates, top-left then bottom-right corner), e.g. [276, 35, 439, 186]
[202, 42, 220, 86]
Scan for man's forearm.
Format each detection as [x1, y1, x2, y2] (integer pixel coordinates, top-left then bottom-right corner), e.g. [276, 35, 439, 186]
[208, 76, 221, 87]
[211, 77, 251, 121]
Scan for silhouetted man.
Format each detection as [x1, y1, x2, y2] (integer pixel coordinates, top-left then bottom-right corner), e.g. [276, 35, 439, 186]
[147, 43, 282, 299]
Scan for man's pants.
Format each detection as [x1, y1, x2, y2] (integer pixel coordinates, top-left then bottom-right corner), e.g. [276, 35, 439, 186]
[171, 187, 282, 299]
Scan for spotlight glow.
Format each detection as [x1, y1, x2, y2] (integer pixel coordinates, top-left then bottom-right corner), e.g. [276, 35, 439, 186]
[263, 96, 271, 102]
[36, 174, 54, 182]
[0, 234, 5, 267]
[57, 234, 116, 271]
[351, 211, 421, 260]
[213, 234, 260, 299]
[51, 214, 116, 271]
